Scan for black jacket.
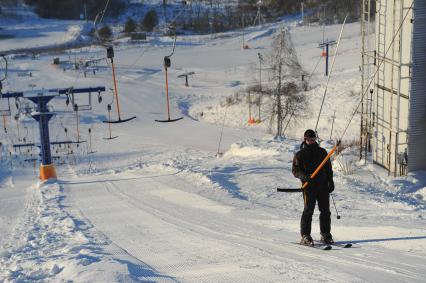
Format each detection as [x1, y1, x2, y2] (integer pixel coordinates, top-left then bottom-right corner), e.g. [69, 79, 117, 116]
[292, 142, 333, 191]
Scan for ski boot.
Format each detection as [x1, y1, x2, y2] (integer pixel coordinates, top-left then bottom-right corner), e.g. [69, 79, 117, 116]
[300, 235, 314, 246]
[320, 233, 334, 245]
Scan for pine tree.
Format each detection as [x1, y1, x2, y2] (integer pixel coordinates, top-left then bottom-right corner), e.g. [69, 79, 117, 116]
[142, 10, 158, 32]
[124, 17, 136, 34]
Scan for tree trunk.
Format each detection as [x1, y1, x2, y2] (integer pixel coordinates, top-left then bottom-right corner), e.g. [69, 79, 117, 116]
[276, 62, 283, 137]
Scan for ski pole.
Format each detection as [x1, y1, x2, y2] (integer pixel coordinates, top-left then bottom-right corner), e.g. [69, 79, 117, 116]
[330, 194, 341, 219]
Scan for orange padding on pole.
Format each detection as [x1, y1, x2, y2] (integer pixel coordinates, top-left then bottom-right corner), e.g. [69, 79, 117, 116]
[40, 164, 57, 181]
[302, 143, 339, 190]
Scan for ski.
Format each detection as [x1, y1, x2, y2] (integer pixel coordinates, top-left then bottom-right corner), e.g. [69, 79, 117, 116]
[316, 240, 353, 248]
[292, 242, 332, 250]
[332, 242, 353, 248]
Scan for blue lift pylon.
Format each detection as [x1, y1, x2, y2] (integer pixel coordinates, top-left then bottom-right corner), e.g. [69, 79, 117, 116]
[28, 95, 57, 180]
[2, 86, 105, 181]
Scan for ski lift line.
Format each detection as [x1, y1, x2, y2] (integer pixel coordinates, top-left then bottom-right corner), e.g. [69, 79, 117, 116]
[163, 2, 189, 32]
[314, 14, 348, 133]
[165, 64, 171, 119]
[74, 105, 81, 143]
[103, 47, 136, 124]
[97, 0, 111, 27]
[166, 34, 178, 59]
[159, 2, 188, 54]
[104, 104, 118, 139]
[111, 58, 122, 118]
[74, 0, 110, 87]
[155, 59, 183, 123]
[124, 46, 152, 70]
[309, 55, 323, 78]
[340, 2, 413, 142]
[155, 31, 183, 123]
[216, 105, 229, 156]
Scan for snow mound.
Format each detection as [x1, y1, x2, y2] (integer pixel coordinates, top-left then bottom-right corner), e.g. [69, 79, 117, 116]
[415, 188, 426, 201]
[0, 181, 143, 282]
[224, 143, 279, 158]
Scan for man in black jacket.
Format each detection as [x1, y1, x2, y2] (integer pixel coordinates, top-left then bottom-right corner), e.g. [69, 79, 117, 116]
[292, 129, 335, 246]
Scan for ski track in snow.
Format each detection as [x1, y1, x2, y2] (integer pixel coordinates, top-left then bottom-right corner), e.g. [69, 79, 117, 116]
[60, 163, 425, 282]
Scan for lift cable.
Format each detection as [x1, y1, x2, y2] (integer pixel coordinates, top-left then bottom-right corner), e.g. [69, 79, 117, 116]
[314, 15, 348, 133]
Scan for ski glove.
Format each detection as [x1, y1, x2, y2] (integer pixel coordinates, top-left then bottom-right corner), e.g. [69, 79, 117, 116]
[328, 180, 335, 193]
[300, 174, 311, 183]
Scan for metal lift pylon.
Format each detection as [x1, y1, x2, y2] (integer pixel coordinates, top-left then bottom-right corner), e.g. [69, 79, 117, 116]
[2, 86, 105, 181]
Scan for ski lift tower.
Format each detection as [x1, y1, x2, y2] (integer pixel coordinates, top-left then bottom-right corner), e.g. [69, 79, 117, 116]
[318, 39, 336, 77]
[178, 71, 195, 87]
[1, 87, 105, 181]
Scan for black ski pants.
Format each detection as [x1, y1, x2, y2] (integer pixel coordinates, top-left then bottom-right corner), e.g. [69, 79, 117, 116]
[301, 188, 331, 237]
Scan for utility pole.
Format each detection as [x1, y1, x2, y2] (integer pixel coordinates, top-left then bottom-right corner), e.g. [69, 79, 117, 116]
[301, 2, 304, 25]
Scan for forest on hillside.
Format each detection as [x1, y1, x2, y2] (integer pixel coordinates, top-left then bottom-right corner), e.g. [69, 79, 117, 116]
[1, 0, 367, 33]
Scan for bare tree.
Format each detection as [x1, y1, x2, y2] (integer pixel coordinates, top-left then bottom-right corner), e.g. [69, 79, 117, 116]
[266, 28, 307, 137]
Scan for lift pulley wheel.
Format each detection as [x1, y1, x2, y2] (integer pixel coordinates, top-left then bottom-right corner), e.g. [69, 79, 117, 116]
[107, 46, 114, 59]
[164, 57, 171, 68]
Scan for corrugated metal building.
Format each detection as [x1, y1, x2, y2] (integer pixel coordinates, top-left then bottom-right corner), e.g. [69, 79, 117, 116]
[361, 0, 425, 175]
[408, 1, 426, 172]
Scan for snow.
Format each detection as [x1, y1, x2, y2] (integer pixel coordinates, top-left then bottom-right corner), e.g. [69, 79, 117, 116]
[0, 9, 425, 283]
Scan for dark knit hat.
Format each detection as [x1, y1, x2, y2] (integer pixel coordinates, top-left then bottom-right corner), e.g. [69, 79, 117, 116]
[304, 129, 316, 139]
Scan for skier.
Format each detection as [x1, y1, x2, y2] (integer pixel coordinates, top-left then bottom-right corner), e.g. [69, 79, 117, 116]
[292, 129, 335, 246]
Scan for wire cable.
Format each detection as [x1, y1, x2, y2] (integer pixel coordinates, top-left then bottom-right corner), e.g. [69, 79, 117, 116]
[339, 2, 414, 142]
[314, 14, 348, 133]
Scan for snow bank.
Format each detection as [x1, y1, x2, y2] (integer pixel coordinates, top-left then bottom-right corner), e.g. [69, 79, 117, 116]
[224, 143, 279, 158]
[0, 181, 141, 282]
